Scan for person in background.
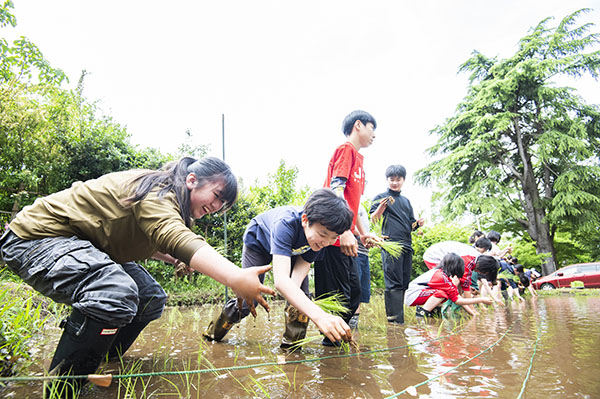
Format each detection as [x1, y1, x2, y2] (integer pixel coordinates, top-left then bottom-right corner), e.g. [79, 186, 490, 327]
[0, 157, 274, 398]
[514, 264, 539, 297]
[370, 164, 424, 324]
[469, 230, 484, 245]
[315, 110, 380, 346]
[421, 238, 492, 315]
[405, 253, 493, 318]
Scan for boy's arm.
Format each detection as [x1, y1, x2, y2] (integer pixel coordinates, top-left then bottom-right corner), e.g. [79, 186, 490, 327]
[289, 258, 310, 287]
[479, 278, 504, 306]
[461, 290, 479, 316]
[272, 255, 351, 343]
[455, 295, 493, 308]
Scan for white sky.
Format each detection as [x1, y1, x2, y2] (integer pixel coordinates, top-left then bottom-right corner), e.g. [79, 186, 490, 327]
[6, 1, 600, 220]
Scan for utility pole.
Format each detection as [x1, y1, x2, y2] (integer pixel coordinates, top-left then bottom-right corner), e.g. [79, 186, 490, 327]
[222, 114, 229, 302]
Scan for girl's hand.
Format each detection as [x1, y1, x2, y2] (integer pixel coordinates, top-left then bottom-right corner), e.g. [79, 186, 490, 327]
[231, 265, 275, 317]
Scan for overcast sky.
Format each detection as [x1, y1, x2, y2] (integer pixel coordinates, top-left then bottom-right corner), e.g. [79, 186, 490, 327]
[6, 1, 600, 220]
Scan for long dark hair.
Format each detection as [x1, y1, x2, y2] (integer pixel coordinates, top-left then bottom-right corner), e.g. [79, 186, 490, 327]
[125, 157, 237, 227]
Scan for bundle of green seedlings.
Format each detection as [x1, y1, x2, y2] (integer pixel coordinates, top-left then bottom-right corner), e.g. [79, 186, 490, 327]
[366, 201, 404, 259]
[289, 293, 358, 352]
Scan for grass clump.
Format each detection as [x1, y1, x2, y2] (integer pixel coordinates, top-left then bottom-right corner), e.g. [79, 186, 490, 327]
[0, 280, 57, 376]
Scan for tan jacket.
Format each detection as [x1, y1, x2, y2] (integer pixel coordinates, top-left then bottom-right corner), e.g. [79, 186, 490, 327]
[9, 170, 206, 264]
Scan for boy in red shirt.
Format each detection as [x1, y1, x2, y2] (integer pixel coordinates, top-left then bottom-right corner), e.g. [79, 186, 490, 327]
[315, 110, 380, 345]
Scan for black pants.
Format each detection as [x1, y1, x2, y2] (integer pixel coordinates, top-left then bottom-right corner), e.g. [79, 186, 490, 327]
[314, 245, 360, 323]
[0, 230, 166, 327]
[382, 246, 413, 291]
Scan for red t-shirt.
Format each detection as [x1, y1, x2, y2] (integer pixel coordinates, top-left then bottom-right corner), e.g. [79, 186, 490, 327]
[405, 268, 460, 306]
[324, 142, 364, 245]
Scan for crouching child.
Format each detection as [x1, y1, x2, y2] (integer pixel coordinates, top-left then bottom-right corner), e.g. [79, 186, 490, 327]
[405, 253, 493, 318]
[203, 188, 354, 348]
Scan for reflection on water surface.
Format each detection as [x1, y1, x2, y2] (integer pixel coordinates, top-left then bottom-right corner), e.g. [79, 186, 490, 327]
[3, 295, 600, 398]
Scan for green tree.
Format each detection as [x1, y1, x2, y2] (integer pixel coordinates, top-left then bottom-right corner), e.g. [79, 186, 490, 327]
[247, 160, 311, 212]
[416, 9, 600, 275]
[0, 1, 66, 86]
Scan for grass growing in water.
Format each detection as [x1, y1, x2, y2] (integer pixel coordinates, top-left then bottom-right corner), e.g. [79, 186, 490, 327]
[0, 282, 63, 377]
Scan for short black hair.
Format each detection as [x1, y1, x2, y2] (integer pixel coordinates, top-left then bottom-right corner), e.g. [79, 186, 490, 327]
[519, 273, 530, 287]
[487, 230, 501, 244]
[515, 264, 524, 274]
[469, 230, 484, 244]
[437, 253, 464, 278]
[385, 165, 407, 179]
[474, 237, 492, 252]
[475, 255, 499, 283]
[303, 188, 353, 235]
[342, 110, 377, 136]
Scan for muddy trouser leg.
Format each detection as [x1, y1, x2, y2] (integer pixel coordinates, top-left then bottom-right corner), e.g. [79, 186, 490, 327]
[203, 245, 270, 341]
[0, 232, 139, 397]
[281, 264, 310, 348]
[108, 262, 167, 359]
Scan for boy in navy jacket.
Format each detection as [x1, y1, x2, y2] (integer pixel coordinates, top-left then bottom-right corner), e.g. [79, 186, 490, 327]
[204, 188, 354, 347]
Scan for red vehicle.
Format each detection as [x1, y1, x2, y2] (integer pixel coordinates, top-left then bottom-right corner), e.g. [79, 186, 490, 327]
[532, 262, 600, 290]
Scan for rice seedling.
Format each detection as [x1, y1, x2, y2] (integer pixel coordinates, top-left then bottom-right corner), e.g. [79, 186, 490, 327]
[288, 293, 358, 351]
[313, 292, 350, 316]
[367, 215, 405, 259]
[115, 358, 148, 399]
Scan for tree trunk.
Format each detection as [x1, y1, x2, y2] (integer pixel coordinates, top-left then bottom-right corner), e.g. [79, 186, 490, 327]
[514, 118, 557, 275]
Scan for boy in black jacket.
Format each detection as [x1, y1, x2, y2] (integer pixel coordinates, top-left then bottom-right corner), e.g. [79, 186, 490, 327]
[370, 165, 424, 323]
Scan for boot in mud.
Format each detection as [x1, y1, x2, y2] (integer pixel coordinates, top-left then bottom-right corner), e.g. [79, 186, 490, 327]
[45, 309, 119, 399]
[203, 310, 236, 342]
[280, 304, 309, 350]
[385, 289, 405, 324]
[107, 320, 150, 360]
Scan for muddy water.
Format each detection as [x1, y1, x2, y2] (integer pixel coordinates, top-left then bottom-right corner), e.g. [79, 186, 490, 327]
[4, 295, 600, 398]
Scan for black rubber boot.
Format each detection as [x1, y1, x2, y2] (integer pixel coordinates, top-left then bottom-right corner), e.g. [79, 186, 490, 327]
[45, 309, 119, 399]
[203, 310, 237, 342]
[385, 289, 405, 324]
[280, 305, 309, 350]
[107, 320, 150, 360]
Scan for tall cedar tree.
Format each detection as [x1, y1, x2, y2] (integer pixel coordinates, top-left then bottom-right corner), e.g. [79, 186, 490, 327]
[416, 9, 600, 275]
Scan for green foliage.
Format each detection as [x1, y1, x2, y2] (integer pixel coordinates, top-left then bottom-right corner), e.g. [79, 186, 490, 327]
[416, 9, 600, 273]
[0, 282, 53, 376]
[0, 2, 66, 86]
[0, 4, 171, 215]
[247, 160, 311, 213]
